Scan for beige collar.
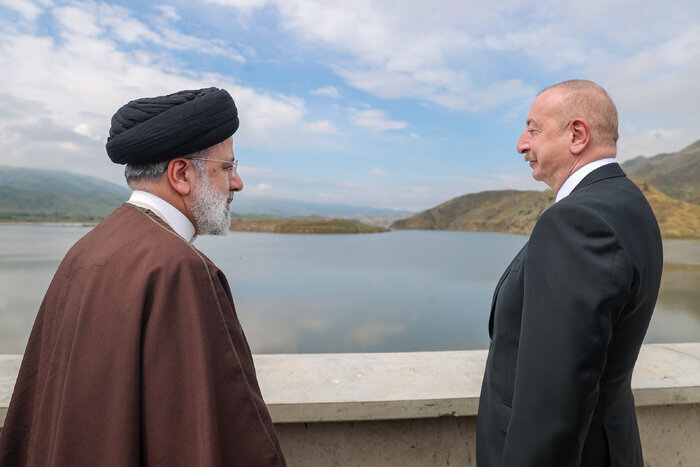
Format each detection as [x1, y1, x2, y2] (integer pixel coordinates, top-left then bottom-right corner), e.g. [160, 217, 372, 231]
[127, 190, 196, 242]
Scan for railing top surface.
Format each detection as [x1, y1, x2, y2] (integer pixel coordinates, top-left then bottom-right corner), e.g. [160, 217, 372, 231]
[2, 343, 700, 424]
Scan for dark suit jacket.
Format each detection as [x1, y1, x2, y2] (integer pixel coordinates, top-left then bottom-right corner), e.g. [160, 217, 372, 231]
[476, 164, 663, 467]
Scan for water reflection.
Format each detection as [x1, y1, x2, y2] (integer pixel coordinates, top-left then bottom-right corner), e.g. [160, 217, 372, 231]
[1, 225, 698, 354]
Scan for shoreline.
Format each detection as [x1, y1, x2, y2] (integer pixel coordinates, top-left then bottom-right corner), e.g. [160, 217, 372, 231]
[2, 221, 700, 239]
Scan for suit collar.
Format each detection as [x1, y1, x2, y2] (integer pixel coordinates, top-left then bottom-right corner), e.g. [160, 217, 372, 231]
[556, 158, 617, 202]
[571, 161, 626, 195]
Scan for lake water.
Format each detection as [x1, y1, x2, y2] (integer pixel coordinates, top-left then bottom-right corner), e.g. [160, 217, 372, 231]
[1, 224, 698, 354]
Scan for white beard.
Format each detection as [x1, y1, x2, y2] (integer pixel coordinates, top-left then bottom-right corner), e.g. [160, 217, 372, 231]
[191, 175, 232, 236]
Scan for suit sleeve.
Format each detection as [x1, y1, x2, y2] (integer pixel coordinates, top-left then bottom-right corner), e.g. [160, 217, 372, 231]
[501, 204, 632, 466]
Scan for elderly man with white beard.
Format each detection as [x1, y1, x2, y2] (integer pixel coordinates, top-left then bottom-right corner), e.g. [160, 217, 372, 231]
[0, 88, 286, 466]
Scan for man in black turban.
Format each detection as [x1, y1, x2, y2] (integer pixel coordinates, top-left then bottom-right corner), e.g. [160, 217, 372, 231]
[0, 88, 287, 466]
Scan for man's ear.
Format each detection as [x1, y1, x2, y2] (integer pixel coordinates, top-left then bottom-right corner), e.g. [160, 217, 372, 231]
[166, 158, 195, 196]
[570, 118, 591, 155]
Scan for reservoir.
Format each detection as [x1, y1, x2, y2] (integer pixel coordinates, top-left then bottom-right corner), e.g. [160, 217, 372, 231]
[1, 224, 698, 354]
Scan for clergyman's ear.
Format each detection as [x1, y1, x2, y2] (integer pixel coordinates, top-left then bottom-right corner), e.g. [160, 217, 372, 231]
[167, 158, 194, 196]
[570, 118, 591, 155]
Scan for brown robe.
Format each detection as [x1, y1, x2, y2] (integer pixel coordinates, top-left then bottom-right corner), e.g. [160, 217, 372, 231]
[0, 204, 285, 466]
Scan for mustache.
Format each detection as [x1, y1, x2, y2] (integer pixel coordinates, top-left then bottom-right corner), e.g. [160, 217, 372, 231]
[524, 152, 537, 162]
[227, 191, 235, 204]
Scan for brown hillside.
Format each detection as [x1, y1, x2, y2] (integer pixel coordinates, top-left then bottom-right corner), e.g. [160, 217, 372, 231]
[391, 190, 554, 235]
[632, 179, 700, 238]
[392, 180, 700, 239]
[229, 218, 388, 234]
[623, 139, 700, 204]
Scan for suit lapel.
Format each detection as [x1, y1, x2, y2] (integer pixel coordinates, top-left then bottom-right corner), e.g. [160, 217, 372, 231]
[487, 164, 626, 339]
[488, 243, 527, 338]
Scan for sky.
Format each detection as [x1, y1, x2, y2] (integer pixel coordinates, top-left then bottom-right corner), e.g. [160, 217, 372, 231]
[0, 0, 698, 211]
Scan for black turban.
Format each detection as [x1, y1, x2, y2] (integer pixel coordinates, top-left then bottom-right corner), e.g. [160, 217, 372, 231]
[106, 87, 239, 165]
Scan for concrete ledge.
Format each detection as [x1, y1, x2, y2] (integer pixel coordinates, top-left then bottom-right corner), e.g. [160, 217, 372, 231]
[257, 343, 700, 422]
[3, 344, 699, 465]
[256, 350, 487, 423]
[2, 343, 699, 427]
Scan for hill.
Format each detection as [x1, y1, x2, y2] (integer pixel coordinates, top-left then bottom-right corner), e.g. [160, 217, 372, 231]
[0, 166, 129, 197]
[391, 190, 554, 235]
[392, 180, 700, 238]
[230, 196, 411, 218]
[0, 166, 130, 222]
[0, 166, 411, 221]
[229, 218, 389, 234]
[622, 139, 700, 204]
[633, 179, 700, 238]
[393, 140, 700, 238]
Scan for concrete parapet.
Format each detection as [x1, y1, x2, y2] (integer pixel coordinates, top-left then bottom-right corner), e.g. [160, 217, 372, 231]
[2, 343, 699, 465]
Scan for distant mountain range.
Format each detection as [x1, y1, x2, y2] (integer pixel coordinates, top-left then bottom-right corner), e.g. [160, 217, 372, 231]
[0, 167, 130, 222]
[2, 139, 697, 236]
[0, 166, 411, 221]
[230, 196, 411, 218]
[393, 140, 700, 238]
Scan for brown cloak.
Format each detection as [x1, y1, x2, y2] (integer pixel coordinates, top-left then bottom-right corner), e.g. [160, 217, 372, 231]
[0, 205, 285, 466]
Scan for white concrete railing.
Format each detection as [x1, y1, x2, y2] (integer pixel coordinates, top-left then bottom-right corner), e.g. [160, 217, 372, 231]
[2, 343, 700, 465]
[254, 343, 700, 422]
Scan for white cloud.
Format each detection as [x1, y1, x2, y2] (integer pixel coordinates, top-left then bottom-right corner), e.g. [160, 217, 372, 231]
[72, 123, 101, 141]
[199, 0, 554, 111]
[370, 168, 386, 177]
[204, 0, 699, 132]
[154, 4, 180, 21]
[310, 86, 339, 98]
[617, 127, 685, 161]
[205, 0, 271, 10]
[350, 108, 408, 131]
[235, 166, 542, 211]
[590, 27, 700, 160]
[304, 120, 338, 134]
[0, 0, 48, 21]
[0, 0, 336, 179]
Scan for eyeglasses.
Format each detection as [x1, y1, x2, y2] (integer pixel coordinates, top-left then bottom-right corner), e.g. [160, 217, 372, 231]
[189, 158, 238, 175]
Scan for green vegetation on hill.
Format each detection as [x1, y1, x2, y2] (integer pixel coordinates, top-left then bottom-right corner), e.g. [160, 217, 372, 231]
[0, 166, 129, 222]
[0, 187, 126, 222]
[229, 218, 389, 234]
[622, 139, 700, 204]
[0, 166, 129, 197]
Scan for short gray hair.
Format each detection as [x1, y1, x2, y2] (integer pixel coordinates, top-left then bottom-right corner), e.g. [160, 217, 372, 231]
[541, 79, 619, 145]
[124, 149, 208, 189]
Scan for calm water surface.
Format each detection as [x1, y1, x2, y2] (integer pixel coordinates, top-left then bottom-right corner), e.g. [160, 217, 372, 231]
[1, 224, 698, 354]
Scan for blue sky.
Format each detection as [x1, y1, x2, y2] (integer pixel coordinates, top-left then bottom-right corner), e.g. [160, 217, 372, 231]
[0, 0, 698, 211]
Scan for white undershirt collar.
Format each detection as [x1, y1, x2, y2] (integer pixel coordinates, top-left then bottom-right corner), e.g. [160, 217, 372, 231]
[555, 158, 618, 203]
[127, 190, 196, 242]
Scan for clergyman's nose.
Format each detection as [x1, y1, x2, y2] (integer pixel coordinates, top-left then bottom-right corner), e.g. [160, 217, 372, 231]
[230, 172, 243, 192]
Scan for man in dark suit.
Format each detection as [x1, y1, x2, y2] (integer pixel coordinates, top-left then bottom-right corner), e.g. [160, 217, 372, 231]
[476, 80, 663, 466]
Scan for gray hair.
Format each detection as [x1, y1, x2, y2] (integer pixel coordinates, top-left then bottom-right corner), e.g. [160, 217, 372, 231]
[540, 79, 619, 145]
[124, 149, 208, 189]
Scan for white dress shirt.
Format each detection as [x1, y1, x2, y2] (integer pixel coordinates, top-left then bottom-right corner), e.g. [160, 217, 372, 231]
[556, 158, 618, 203]
[127, 190, 196, 242]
